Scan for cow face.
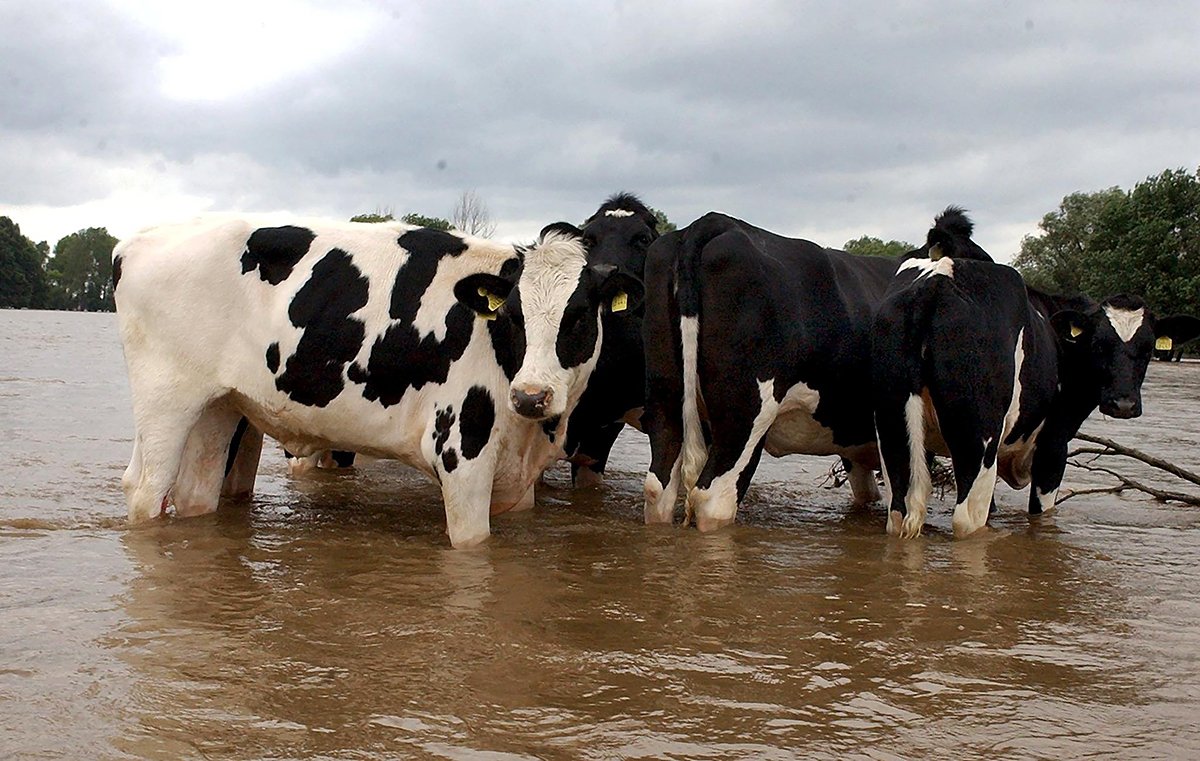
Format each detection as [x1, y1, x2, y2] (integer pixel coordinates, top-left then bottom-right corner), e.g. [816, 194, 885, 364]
[581, 196, 659, 278]
[454, 225, 644, 421]
[1051, 295, 1157, 418]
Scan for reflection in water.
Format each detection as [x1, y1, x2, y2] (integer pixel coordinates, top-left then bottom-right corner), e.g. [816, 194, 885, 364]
[3, 310, 1200, 759]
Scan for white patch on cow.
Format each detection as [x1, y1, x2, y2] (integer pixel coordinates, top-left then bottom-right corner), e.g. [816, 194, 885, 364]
[1104, 305, 1145, 342]
[898, 256, 954, 280]
[951, 456, 998, 539]
[510, 232, 593, 418]
[897, 393, 932, 538]
[687, 379, 779, 531]
[680, 316, 707, 494]
[1036, 487, 1058, 514]
[1001, 329, 1025, 439]
[604, 209, 636, 218]
[763, 381, 836, 456]
[644, 470, 679, 524]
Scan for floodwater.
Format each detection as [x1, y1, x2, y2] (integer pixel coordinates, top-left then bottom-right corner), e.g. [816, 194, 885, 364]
[3, 309, 1200, 760]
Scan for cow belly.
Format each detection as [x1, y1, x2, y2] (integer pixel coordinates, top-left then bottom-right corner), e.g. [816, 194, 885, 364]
[762, 382, 838, 456]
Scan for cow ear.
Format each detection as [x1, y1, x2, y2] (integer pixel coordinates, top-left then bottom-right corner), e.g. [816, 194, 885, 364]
[596, 268, 645, 314]
[926, 227, 954, 261]
[1154, 314, 1200, 348]
[454, 273, 514, 319]
[539, 222, 583, 243]
[1051, 309, 1090, 344]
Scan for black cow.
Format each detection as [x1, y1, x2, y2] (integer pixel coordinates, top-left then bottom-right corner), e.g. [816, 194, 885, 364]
[563, 192, 661, 486]
[1151, 315, 1200, 361]
[641, 212, 901, 530]
[872, 211, 1181, 538]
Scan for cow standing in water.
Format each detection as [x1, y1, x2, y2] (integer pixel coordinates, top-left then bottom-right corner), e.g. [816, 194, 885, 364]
[114, 217, 640, 547]
[641, 212, 902, 530]
[871, 210, 1195, 538]
[564, 192, 660, 486]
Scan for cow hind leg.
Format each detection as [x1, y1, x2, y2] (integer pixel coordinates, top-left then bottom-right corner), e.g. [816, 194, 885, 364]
[124, 384, 211, 524]
[687, 379, 778, 532]
[173, 403, 244, 517]
[846, 458, 881, 506]
[942, 419, 1003, 539]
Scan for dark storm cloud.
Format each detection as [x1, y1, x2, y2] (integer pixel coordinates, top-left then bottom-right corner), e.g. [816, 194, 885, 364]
[2, 1, 1198, 257]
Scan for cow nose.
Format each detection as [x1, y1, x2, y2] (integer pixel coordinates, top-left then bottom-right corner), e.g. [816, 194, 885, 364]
[511, 387, 553, 418]
[1103, 398, 1140, 419]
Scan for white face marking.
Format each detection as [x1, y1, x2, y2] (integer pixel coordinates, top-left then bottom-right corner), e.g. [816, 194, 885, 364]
[898, 256, 954, 279]
[1104, 306, 1145, 342]
[604, 209, 635, 218]
[511, 232, 593, 417]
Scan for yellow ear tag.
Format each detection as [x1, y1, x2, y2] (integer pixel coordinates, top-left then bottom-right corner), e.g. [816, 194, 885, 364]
[1156, 337, 1173, 351]
[611, 291, 628, 313]
[1070, 325, 1083, 339]
[476, 287, 503, 320]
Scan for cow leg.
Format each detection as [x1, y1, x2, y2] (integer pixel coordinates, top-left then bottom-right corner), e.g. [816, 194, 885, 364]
[123, 381, 210, 524]
[846, 458, 881, 505]
[876, 393, 932, 538]
[571, 421, 624, 488]
[173, 404, 244, 517]
[1026, 428, 1071, 515]
[221, 418, 262, 497]
[940, 410, 1003, 539]
[441, 468, 493, 548]
[687, 379, 778, 532]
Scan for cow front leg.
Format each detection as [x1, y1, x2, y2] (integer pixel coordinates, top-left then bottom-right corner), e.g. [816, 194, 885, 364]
[440, 467, 493, 548]
[221, 418, 263, 498]
[1026, 431, 1071, 515]
[845, 457, 881, 505]
[123, 374, 211, 524]
[174, 403, 245, 517]
[570, 421, 624, 488]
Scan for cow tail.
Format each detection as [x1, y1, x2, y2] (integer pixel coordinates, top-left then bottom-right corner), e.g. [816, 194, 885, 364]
[677, 222, 722, 501]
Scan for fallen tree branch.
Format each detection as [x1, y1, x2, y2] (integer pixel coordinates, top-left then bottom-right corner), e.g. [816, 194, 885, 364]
[1072, 432, 1200, 488]
[1066, 459, 1200, 506]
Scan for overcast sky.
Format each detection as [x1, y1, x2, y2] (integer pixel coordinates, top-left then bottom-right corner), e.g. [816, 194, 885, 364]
[3, 1, 1198, 262]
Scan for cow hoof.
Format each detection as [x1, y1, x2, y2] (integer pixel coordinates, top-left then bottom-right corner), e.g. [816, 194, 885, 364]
[448, 530, 490, 549]
[695, 515, 734, 533]
[573, 466, 604, 489]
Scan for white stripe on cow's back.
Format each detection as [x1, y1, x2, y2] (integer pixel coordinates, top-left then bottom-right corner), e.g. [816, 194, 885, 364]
[604, 209, 636, 218]
[1104, 305, 1145, 342]
[898, 256, 955, 279]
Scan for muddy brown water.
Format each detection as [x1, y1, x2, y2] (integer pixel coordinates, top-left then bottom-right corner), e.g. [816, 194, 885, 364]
[3, 309, 1200, 760]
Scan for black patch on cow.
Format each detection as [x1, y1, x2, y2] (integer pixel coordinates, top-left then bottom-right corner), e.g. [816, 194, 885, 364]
[542, 415, 561, 443]
[433, 405, 456, 456]
[349, 229, 488, 407]
[556, 276, 601, 369]
[460, 386, 495, 460]
[241, 226, 316, 285]
[111, 254, 123, 290]
[265, 342, 280, 374]
[274, 248, 369, 407]
[441, 448, 459, 473]
[485, 258, 526, 381]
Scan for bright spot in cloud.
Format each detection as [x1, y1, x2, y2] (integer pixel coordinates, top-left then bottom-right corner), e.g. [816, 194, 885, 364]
[108, 0, 379, 101]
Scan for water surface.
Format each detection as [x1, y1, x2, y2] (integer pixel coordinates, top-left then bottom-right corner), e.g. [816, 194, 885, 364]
[2, 309, 1199, 759]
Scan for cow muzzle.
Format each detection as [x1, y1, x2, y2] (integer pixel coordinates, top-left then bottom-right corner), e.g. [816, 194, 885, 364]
[1100, 397, 1141, 419]
[511, 385, 554, 419]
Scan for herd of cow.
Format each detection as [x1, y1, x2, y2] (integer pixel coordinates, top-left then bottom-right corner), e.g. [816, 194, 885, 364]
[111, 194, 1200, 547]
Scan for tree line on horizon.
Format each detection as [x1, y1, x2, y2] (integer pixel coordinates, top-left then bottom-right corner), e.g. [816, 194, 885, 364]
[3, 168, 1199, 322]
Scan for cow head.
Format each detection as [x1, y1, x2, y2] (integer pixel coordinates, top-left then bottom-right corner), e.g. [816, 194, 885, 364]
[453, 224, 644, 421]
[580, 192, 660, 278]
[1051, 294, 1160, 419]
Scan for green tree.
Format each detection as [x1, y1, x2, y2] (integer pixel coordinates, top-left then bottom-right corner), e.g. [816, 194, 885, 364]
[45, 227, 119, 312]
[400, 213, 453, 231]
[350, 212, 395, 223]
[1013, 167, 1200, 318]
[843, 235, 914, 258]
[0, 217, 49, 309]
[650, 207, 676, 236]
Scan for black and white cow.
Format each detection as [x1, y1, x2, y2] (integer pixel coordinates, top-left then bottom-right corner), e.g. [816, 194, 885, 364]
[563, 192, 660, 486]
[114, 216, 641, 547]
[872, 211, 1178, 538]
[641, 212, 901, 530]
